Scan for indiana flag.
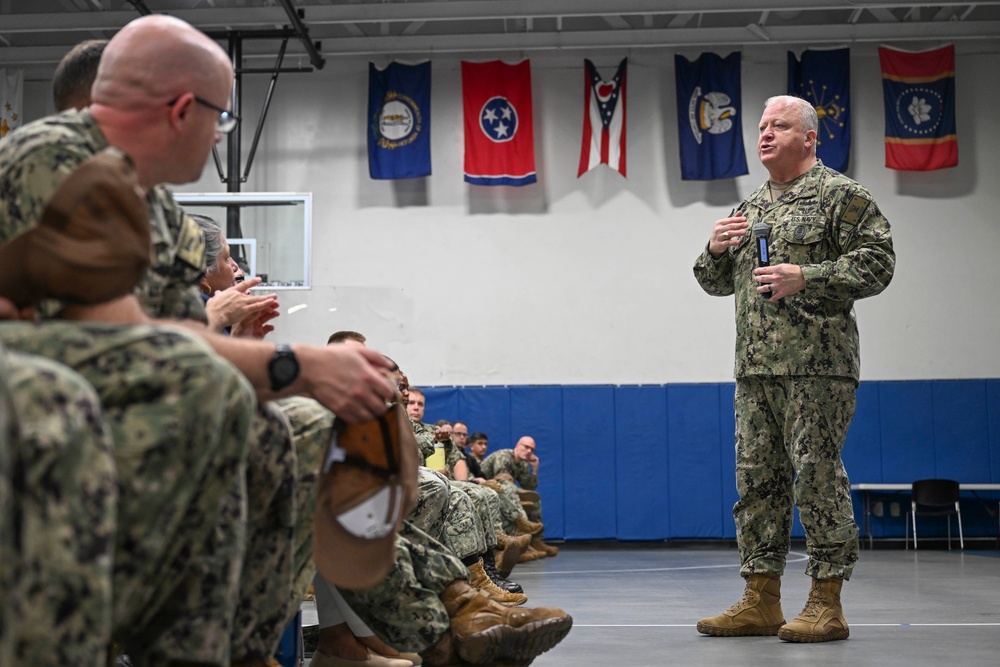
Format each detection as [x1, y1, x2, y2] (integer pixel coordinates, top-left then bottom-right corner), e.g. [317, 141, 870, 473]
[1, 68, 23, 140]
[578, 58, 627, 178]
[368, 61, 432, 179]
[879, 45, 958, 171]
[461, 60, 536, 186]
[788, 48, 851, 173]
[675, 52, 748, 180]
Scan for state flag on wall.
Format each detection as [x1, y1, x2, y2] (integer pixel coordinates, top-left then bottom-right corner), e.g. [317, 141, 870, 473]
[674, 52, 748, 180]
[788, 47, 851, 173]
[461, 60, 536, 186]
[367, 61, 431, 179]
[878, 45, 958, 171]
[1, 69, 23, 140]
[578, 58, 627, 178]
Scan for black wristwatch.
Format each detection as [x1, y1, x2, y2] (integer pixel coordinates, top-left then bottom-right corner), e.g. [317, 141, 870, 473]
[268, 344, 300, 392]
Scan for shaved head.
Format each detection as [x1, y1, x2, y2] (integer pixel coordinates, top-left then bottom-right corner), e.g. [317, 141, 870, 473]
[92, 14, 232, 111]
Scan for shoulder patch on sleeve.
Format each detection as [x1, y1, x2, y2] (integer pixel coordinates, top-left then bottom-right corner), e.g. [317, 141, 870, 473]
[175, 213, 206, 270]
[840, 194, 871, 227]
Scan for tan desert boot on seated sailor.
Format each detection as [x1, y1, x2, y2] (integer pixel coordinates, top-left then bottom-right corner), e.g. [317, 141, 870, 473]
[778, 578, 849, 643]
[696, 574, 785, 636]
[421, 581, 572, 666]
[514, 516, 543, 536]
[467, 560, 527, 607]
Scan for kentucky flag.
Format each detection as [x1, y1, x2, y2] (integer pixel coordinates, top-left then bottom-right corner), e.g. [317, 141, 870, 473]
[788, 48, 851, 173]
[461, 60, 536, 186]
[879, 45, 958, 171]
[675, 52, 747, 180]
[368, 61, 431, 179]
[578, 58, 627, 178]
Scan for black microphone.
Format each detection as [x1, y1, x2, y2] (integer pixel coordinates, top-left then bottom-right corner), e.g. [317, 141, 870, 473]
[753, 221, 771, 297]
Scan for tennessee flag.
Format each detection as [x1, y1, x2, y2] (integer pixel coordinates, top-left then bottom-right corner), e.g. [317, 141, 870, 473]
[461, 60, 536, 186]
[879, 45, 958, 171]
[578, 58, 627, 178]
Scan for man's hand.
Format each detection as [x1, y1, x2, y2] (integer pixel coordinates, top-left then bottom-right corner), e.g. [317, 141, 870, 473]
[708, 210, 749, 259]
[528, 453, 540, 473]
[232, 299, 280, 339]
[296, 344, 396, 423]
[206, 277, 279, 333]
[753, 263, 805, 301]
[495, 473, 515, 483]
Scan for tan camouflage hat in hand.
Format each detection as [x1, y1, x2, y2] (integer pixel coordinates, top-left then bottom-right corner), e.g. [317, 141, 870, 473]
[0, 147, 151, 308]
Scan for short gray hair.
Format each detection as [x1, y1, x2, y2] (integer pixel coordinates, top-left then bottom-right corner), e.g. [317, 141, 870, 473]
[189, 213, 224, 274]
[764, 95, 818, 133]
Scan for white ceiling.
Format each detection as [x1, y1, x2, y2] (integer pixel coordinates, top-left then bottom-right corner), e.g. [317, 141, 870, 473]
[2, 0, 999, 75]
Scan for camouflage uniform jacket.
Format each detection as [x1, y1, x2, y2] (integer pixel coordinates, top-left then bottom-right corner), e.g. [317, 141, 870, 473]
[411, 419, 463, 470]
[480, 448, 538, 490]
[693, 161, 895, 382]
[0, 109, 208, 321]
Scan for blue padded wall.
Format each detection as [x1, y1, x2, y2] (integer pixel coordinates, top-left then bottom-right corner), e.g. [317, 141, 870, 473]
[421, 379, 1000, 541]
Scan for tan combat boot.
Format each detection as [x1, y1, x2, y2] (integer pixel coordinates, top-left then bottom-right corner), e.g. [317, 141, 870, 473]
[530, 535, 559, 557]
[778, 578, 849, 643]
[424, 581, 573, 665]
[515, 488, 541, 504]
[514, 515, 543, 536]
[696, 574, 785, 637]
[467, 559, 527, 606]
[496, 533, 530, 578]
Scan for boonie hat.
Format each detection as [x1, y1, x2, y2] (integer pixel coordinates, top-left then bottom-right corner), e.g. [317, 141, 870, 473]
[0, 147, 151, 308]
[314, 401, 418, 590]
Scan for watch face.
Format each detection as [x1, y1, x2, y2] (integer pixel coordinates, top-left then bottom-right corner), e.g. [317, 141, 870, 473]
[272, 356, 297, 383]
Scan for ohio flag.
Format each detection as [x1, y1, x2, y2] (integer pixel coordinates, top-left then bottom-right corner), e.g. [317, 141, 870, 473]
[578, 58, 627, 178]
[879, 45, 958, 171]
[1, 69, 23, 140]
[461, 60, 536, 186]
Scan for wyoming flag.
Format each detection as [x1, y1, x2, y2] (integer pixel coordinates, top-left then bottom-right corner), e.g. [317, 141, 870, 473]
[879, 45, 957, 171]
[578, 58, 627, 178]
[1, 69, 23, 140]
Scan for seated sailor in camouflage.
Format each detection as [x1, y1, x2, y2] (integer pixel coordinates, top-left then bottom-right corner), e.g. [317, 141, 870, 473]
[481, 437, 559, 558]
[693, 95, 895, 643]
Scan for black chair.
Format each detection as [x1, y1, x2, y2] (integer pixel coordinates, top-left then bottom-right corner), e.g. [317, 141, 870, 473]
[905, 479, 964, 550]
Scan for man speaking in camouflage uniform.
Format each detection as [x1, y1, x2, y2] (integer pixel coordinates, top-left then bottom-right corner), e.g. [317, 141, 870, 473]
[693, 95, 895, 643]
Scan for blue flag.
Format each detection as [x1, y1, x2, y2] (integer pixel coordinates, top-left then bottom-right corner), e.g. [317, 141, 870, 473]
[368, 61, 431, 179]
[674, 52, 747, 181]
[788, 48, 851, 173]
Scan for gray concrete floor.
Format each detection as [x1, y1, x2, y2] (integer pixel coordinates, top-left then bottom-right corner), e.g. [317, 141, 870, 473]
[304, 544, 1000, 666]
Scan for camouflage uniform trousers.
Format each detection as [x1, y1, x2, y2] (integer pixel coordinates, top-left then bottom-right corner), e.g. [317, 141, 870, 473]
[0, 321, 255, 667]
[231, 396, 334, 662]
[480, 478, 529, 535]
[341, 521, 469, 653]
[733, 376, 860, 581]
[0, 347, 117, 667]
[409, 467, 484, 560]
[454, 480, 503, 550]
[410, 466, 451, 539]
[0, 348, 12, 667]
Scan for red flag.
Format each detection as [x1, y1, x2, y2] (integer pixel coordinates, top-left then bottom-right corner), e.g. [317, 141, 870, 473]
[578, 58, 627, 178]
[461, 60, 536, 186]
[879, 45, 957, 171]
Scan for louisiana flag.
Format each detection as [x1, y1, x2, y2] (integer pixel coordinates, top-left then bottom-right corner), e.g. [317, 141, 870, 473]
[461, 60, 536, 186]
[578, 58, 627, 178]
[788, 48, 851, 173]
[368, 61, 431, 179]
[879, 45, 957, 171]
[675, 52, 747, 180]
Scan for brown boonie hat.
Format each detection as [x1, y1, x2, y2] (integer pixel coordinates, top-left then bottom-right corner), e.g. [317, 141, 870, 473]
[0, 147, 151, 308]
[314, 402, 419, 590]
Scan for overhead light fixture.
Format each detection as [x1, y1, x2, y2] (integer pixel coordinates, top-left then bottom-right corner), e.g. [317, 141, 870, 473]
[746, 23, 772, 41]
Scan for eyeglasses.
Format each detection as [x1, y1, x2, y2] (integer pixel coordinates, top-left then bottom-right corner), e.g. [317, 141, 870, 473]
[168, 95, 239, 134]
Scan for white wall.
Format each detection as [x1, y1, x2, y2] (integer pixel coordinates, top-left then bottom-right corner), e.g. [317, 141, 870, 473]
[22, 44, 1000, 385]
